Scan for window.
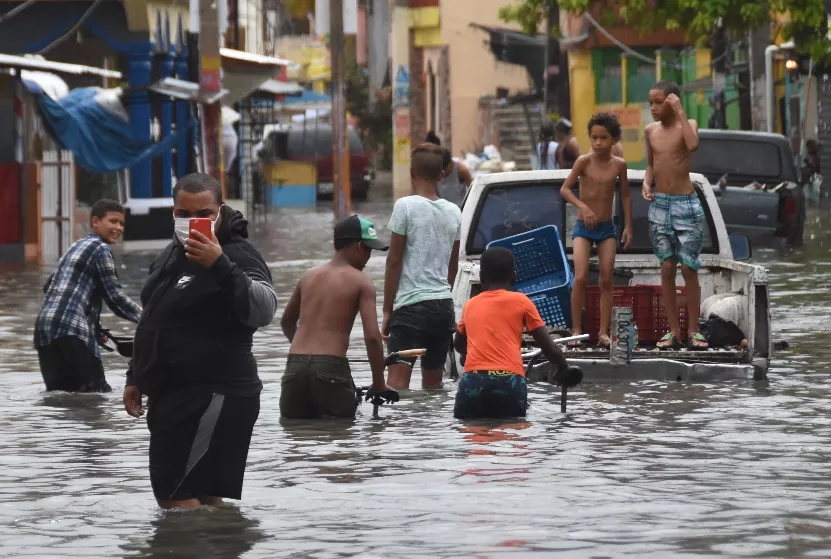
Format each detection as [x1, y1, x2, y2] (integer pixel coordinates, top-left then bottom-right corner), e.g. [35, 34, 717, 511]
[626, 53, 657, 103]
[468, 180, 719, 256]
[593, 49, 622, 105]
[468, 183, 564, 254]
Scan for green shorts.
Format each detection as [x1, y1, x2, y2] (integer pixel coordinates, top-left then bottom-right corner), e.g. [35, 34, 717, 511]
[279, 355, 359, 419]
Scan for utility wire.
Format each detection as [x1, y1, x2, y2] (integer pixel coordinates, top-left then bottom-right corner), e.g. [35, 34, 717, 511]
[0, 0, 39, 25]
[37, 0, 104, 55]
[583, 11, 730, 72]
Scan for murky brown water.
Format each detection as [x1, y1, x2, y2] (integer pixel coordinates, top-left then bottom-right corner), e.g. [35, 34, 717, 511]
[1, 194, 831, 558]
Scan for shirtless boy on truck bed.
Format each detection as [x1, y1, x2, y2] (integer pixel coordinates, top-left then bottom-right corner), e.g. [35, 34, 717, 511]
[644, 80, 708, 350]
[280, 215, 393, 419]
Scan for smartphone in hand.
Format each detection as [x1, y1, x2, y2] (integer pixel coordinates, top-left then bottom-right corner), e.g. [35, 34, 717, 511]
[189, 218, 212, 240]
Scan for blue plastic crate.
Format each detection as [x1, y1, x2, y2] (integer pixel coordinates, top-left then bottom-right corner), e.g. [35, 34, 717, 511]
[486, 225, 573, 328]
[487, 225, 572, 289]
[527, 286, 572, 329]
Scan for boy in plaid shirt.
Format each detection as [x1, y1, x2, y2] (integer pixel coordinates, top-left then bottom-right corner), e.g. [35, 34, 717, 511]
[34, 199, 141, 392]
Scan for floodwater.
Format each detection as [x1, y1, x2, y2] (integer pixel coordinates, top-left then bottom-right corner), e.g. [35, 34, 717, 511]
[1, 194, 831, 558]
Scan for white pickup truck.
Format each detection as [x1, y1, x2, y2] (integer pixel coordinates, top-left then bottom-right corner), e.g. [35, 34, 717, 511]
[448, 170, 772, 383]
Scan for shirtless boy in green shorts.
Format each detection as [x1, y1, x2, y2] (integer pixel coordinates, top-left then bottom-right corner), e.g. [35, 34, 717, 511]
[644, 80, 708, 350]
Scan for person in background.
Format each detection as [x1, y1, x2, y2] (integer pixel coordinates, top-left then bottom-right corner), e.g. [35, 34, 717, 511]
[805, 139, 821, 176]
[537, 121, 559, 170]
[453, 247, 571, 419]
[123, 172, 277, 509]
[555, 118, 581, 170]
[383, 143, 462, 389]
[279, 215, 393, 419]
[425, 131, 473, 207]
[34, 199, 141, 393]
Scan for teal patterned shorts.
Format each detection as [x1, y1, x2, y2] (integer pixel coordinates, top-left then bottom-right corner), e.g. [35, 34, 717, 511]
[453, 371, 527, 419]
[648, 193, 706, 270]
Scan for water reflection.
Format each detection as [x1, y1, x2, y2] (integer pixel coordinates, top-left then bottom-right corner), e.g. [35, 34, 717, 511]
[123, 505, 263, 558]
[1, 199, 831, 556]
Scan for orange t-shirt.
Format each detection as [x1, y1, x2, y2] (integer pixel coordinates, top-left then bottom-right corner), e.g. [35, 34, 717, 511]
[457, 290, 546, 376]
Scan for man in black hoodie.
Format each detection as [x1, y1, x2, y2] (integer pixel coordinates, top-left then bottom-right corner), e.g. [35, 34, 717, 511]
[123, 173, 277, 510]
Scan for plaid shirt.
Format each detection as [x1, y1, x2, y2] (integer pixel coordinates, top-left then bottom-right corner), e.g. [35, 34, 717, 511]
[34, 233, 141, 359]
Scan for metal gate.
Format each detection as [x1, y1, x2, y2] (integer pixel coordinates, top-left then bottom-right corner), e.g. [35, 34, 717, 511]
[40, 150, 75, 263]
[238, 94, 279, 220]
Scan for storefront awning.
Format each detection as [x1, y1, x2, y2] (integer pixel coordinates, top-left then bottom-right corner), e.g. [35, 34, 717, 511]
[257, 79, 304, 96]
[220, 48, 295, 105]
[148, 78, 228, 104]
[0, 53, 121, 79]
[220, 48, 291, 67]
[470, 25, 588, 92]
[273, 89, 331, 112]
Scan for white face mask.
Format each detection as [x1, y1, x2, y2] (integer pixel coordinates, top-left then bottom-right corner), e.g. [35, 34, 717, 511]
[173, 206, 223, 245]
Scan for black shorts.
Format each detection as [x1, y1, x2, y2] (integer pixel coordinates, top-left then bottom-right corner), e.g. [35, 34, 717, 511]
[36, 336, 110, 393]
[279, 355, 358, 419]
[147, 387, 260, 502]
[387, 299, 455, 370]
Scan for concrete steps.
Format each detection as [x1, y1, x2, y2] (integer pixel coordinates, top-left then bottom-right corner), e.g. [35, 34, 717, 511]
[492, 105, 544, 171]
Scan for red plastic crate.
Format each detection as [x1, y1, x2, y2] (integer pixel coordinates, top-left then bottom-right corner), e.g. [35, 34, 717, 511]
[582, 285, 687, 344]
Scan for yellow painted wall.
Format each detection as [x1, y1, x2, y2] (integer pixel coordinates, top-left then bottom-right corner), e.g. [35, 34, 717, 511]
[568, 49, 594, 160]
[568, 49, 650, 167]
[441, 0, 533, 156]
[263, 160, 317, 185]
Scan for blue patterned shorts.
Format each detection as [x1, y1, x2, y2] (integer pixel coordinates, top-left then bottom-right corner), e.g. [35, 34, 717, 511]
[453, 371, 528, 419]
[648, 193, 706, 270]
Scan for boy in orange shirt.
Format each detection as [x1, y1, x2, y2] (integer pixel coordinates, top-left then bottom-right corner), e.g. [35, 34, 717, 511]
[453, 247, 575, 419]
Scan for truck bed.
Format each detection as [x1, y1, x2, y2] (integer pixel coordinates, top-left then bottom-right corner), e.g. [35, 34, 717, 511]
[550, 346, 746, 363]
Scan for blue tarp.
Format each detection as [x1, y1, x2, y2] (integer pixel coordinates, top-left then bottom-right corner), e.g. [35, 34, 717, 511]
[28, 85, 195, 174]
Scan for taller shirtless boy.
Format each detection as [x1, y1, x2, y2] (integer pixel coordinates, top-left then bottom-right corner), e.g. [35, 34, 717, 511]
[644, 80, 708, 349]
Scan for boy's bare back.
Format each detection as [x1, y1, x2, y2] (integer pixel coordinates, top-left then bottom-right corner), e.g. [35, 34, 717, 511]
[645, 120, 697, 195]
[288, 262, 373, 357]
[575, 152, 626, 222]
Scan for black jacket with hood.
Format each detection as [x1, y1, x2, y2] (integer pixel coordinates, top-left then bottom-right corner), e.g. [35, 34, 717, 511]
[126, 209, 277, 399]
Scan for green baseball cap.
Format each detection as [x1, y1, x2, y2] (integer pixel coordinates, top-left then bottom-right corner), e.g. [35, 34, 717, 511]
[333, 215, 389, 251]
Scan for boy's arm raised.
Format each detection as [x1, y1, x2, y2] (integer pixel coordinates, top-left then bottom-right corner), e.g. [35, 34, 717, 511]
[359, 277, 389, 390]
[559, 156, 596, 227]
[667, 93, 699, 151]
[280, 281, 302, 342]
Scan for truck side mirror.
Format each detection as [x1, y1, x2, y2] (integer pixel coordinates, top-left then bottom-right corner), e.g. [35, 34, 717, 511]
[729, 234, 752, 261]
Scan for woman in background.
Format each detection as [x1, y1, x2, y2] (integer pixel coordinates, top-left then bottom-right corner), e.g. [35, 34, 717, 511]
[555, 118, 580, 169]
[425, 131, 472, 207]
[537, 121, 559, 170]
